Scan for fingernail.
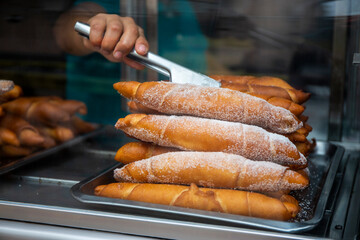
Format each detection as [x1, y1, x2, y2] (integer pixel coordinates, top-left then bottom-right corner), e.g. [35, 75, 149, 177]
[138, 44, 147, 54]
[114, 51, 123, 59]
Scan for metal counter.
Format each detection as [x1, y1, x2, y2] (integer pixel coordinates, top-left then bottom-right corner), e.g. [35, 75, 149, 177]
[0, 128, 358, 240]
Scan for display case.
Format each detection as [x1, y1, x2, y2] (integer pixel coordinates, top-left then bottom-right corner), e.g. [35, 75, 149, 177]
[0, 0, 359, 239]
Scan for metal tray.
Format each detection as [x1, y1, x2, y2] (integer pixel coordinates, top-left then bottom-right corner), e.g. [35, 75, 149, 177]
[0, 126, 104, 175]
[71, 141, 344, 233]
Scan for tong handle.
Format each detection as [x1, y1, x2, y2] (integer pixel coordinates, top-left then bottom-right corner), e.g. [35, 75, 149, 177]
[74, 21, 170, 77]
[126, 51, 170, 77]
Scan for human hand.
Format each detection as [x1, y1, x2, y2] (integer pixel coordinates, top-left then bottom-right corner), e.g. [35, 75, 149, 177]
[83, 13, 149, 69]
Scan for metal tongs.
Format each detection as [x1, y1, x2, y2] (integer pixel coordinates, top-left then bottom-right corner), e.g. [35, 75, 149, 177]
[74, 22, 220, 87]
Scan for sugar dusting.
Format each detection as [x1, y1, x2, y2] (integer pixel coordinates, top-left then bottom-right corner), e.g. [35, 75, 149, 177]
[116, 114, 307, 167]
[288, 160, 320, 222]
[135, 82, 301, 134]
[114, 151, 306, 191]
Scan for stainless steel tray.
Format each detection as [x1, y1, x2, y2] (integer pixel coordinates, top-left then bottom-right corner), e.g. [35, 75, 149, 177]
[71, 141, 344, 233]
[0, 126, 103, 175]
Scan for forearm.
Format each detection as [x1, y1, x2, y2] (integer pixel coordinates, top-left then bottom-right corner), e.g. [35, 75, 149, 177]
[54, 2, 105, 56]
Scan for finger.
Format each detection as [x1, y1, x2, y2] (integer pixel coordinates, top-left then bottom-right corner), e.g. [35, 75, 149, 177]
[83, 38, 99, 51]
[123, 56, 146, 70]
[101, 16, 123, 53]
[113, 17, 139, 59]
[135, 27, 149, 55]
[88, 14, 106, 48]
[84, 37, 117, 61]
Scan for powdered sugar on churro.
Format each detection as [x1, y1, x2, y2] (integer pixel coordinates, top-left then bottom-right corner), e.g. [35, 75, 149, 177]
[113, 151, 307, 192]
[132, 82, 302, 134]
[115, 114, 307, 168]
